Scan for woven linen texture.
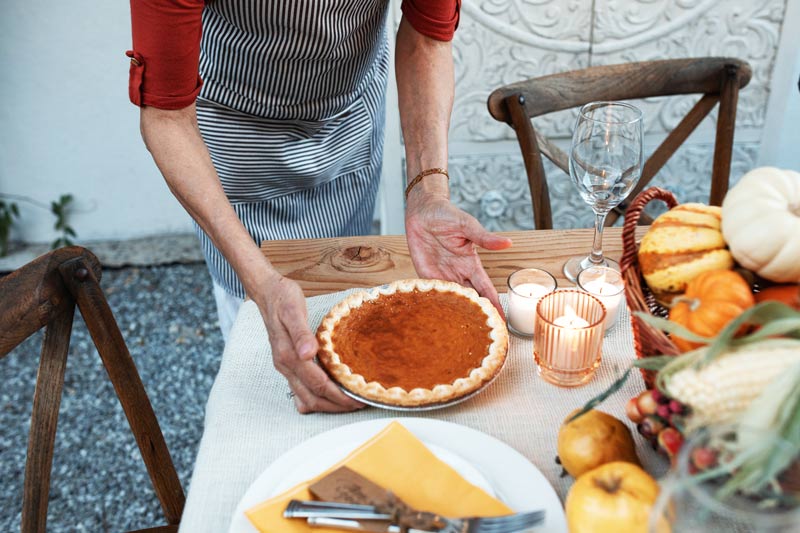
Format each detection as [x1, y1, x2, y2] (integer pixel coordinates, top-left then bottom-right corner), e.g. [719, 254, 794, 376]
[179, 290, 667, 533]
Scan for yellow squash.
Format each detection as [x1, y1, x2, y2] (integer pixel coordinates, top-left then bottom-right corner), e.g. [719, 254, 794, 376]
[638, 203, 733, 303]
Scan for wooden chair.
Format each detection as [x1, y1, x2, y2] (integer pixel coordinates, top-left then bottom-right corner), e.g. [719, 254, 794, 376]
[0, 246, 184, 533]
[487, 57, 752, 229]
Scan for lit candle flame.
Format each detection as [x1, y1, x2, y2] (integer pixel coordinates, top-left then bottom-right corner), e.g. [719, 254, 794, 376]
[597, 271, 607, 293]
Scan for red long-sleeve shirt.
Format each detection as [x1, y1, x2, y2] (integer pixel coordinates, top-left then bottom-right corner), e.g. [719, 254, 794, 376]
[127, 0, 461, 110]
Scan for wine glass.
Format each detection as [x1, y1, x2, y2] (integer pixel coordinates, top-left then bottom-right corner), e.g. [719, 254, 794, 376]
[563, 101, 643, 282]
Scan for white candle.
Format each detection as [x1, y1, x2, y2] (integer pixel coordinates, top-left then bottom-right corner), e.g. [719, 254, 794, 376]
[581, 279, 623, 329]
[553, 305, 590, 329]
[508, 282, 551, 335]
[552, 305, 590, 369]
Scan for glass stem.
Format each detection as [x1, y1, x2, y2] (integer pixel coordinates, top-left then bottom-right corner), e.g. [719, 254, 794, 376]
[589, 211, 608, 265]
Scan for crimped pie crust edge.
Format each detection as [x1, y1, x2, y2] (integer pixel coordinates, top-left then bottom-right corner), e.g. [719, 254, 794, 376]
[316, 278, 509, 407]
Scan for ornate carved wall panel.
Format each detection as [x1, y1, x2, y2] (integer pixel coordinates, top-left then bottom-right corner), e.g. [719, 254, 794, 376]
[452, 1, 592, 141]
[429, 0, 788, 231]
[450, 142, 760, 231]
[591, 0, 785, 131]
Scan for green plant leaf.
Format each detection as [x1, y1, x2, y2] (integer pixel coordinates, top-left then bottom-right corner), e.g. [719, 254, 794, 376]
[705, 302, 800, 362]
[633, 355, 675, 371]
[635, 312, 715, 344]
[567, 368, 633, 423]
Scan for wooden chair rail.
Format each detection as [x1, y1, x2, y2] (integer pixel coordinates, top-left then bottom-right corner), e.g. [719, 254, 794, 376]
[487, 57, 752, 121]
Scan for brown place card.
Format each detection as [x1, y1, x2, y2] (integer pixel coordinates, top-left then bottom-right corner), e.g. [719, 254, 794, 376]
[309, 466, 445, 531]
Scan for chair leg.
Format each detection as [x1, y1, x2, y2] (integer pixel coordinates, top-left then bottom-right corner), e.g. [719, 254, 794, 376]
[506, 94, 553, 230]
[710, 63, 742, 205]
[21, 306, 74, 533]
[58, 257, 185, 526]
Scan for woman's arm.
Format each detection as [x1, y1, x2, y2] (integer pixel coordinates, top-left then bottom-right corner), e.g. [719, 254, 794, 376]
[395, 16, 512, 315]
[130, 0, 361, 412]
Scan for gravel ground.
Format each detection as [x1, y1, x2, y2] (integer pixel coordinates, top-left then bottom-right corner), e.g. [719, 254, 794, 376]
[0, 263, 224, 532]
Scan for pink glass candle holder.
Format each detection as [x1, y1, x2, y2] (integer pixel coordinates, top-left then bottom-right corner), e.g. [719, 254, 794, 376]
[534, 289, 606, 387]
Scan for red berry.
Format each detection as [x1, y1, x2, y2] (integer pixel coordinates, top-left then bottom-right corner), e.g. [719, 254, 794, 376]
[626, 397, 644, 423]
[657, 404, 672, 419]
[668, 400, 684, 414]
[690, 447, 718, 471]
[637, 390, 659, 416]
[651, 388, 667, 404]
[640, 415, 666, 438]
[657, 427, 684, 458]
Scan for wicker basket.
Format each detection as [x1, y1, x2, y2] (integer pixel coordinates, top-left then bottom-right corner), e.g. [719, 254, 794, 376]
[619, 187, 683, 387]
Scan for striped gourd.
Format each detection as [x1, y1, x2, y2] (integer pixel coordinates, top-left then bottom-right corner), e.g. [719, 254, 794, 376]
[658, 338, 800, 430]
[638, 203, 733, 304]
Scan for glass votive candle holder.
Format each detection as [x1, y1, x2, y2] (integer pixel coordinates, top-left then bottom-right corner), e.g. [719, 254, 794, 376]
[577, 266, 625, 332]
[534, 289, 606, 387]
[506, 268, 558, 338]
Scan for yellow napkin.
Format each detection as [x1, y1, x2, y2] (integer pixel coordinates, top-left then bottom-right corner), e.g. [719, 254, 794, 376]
[246, 421, 512, 532]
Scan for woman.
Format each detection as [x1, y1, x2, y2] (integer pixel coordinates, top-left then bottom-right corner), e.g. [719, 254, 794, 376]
[127, 0, 512, 413]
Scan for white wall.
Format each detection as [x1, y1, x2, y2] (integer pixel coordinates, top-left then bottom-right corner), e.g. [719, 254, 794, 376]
[759, 0, 800, 168]
[0, 1, 191, 244]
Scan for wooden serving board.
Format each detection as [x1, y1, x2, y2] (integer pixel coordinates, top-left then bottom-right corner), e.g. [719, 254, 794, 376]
[261, 227, 647, 296]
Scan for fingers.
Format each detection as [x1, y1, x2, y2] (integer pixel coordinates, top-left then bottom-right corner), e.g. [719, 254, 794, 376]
[470, 267, 506, 319]
[291, 360, 365, 412]
[260, 282, 364, 414]
[461, 215, 513, 251]
[281, 300, 318, 361]
[273, 331, 364, 412]
[288, 367, 364, 414]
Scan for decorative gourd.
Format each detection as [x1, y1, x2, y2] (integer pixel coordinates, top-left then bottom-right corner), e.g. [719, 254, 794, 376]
[755, 283, 800, 310]
[722, 167, 800, 283]
[638, 203, 733, 304]
[668, 269, 755, 352]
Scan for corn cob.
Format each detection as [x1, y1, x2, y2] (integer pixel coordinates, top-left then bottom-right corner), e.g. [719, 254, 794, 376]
[661, 338, 800, 429]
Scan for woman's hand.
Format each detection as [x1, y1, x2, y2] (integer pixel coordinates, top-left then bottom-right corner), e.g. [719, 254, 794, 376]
[253, 273, 364, 414]
[405, 194, 512, 317]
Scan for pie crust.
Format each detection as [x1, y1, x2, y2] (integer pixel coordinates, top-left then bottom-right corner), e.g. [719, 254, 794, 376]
[316, 279, 509, 407]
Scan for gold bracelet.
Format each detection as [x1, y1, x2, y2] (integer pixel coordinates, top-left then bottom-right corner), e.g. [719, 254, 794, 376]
[404, 167, 449, 199]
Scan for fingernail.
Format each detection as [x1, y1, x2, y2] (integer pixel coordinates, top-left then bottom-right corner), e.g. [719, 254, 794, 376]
[300, 342, 316, 358]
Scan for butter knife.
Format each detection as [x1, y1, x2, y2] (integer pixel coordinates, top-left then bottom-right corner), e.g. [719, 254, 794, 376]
[284, 499, 393, 520]
[307, 517, 435, 533]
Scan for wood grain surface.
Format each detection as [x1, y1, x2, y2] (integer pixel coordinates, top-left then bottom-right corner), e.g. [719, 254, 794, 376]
[261, 227, 647, 296]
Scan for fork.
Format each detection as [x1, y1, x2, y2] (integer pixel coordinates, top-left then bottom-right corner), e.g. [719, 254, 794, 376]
[307, 511, 545, 533]
[288, 500, 545, 533]
[435, 510, 545, 533]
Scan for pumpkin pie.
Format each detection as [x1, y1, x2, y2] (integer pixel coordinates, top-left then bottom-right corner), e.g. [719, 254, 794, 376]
[316, 279, 508, 407]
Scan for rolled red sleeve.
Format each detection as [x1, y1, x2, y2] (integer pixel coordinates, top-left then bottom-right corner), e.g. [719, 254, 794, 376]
[127, 0, 205, 109]
[401, 0, 461, 42]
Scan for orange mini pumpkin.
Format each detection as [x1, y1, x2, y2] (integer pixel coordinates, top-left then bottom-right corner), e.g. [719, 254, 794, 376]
[668, 270, 755, 352]
[755, 284, 800, 310]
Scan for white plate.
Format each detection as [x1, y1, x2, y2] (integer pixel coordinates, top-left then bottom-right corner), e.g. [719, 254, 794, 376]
[228, 417, 567, 533]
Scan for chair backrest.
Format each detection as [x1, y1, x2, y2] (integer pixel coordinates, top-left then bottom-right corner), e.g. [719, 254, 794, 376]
[0, 246, 184, 533]
[487, 57, 752, 229]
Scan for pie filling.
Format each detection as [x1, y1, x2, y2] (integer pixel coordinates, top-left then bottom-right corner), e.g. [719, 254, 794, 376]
[331, 289, 493, 390]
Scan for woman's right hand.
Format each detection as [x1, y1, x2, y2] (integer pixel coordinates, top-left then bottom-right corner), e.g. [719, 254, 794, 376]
[253, 272, 365, 414]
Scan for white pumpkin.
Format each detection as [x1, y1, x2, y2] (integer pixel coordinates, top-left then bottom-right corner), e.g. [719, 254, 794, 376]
[721, 166, 800, 282]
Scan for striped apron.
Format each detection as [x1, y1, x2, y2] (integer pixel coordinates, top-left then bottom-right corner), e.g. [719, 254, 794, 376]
[194, 0, 390, 298]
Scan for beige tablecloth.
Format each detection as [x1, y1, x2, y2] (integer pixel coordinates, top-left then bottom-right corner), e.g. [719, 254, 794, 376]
[178, 290, 668, 533]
